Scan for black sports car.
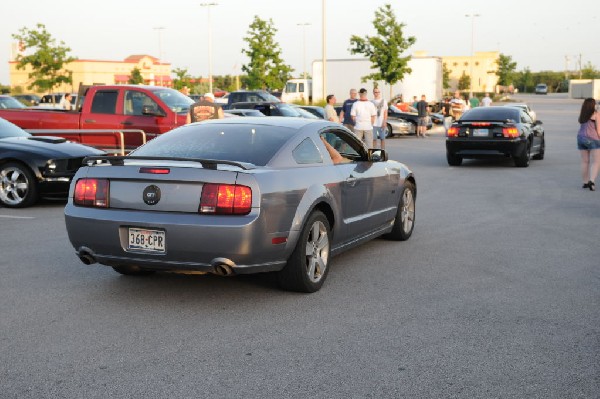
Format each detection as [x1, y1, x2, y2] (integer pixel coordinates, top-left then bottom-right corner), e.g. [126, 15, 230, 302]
[445, 106, 545, 167]
[0, 117, 104, 208]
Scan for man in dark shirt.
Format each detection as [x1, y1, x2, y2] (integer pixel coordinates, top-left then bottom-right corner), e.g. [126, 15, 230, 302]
[416, 94, 429, 138]
[338, 89, 358, 133]
[186, 92, 224, 123]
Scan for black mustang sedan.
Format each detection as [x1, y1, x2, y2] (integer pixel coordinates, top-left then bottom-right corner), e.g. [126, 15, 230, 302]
[0, 117, 104, 207]
[446, 106, 545, 167]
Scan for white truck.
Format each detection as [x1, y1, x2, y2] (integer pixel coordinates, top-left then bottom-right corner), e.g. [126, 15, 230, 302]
[282, 57, 443, 104]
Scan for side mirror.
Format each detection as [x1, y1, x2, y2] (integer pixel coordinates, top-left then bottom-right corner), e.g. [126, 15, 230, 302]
[368, 148, 388, 162]
[534, 120, 543, 126]
[142, 105, 164, 116]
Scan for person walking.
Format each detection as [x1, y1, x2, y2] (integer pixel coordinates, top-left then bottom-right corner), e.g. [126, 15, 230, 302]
[469, 95, 480, 109]
[577, 98, 600, 191]
[450, 90, 466, 120]
[350, 88, 377, 148]
[481, 92, 492, 107]
[416, 94, 429, 138]
[371, 88, 388, 149]
[186, 92, 224, 123]
[339, 89, 358, 132]
[324, 94, 340, 123]
[441, 97, 452, 131]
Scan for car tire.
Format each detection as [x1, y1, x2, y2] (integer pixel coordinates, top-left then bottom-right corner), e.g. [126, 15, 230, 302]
[446, 151, 463, 166]
[112, 265, 155, 276]
[383, 181, 416, 241]
[0, 162, 38, 208]
[514, 141, 531, 167]
[385, 123, 393, 138]
[277, 210, 331, 293]
[532, 136, 545, 160]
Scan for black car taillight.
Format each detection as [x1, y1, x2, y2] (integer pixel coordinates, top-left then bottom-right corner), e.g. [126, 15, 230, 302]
[199, 183, 252, 215]
[74, 178, 109, 207]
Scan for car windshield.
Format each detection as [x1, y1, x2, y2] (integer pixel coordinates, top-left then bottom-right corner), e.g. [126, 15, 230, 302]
[0, 117, 30, 138]
[278, 104, 302, 117]
[0, 96, 26, 109]
[461, 107, 520, 122]
[153, 89, 195, 114]
[260, 92, 281, 102]
[131, 122, 296, 166]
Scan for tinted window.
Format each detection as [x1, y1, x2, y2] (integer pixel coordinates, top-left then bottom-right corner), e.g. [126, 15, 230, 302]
[153, 89, 194, 114]
[461, 107, 519, 122]
[293, 138, 323, 164]
[0, 97, 26, 109]
[285, 82, 297, 93]
[91, 91, 118, 114]
[131, 123, 296, 166]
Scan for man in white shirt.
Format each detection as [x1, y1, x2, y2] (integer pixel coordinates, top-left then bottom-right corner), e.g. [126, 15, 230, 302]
[481, 92, 492, 107]
[350, 88, 377, 148]
[371, 88, 388, 149]
[59, 93, 73, 110]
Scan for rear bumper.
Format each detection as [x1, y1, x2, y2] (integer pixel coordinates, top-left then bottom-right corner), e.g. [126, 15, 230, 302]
[446, 138, 526, 157]
[64, 204, 296, 275]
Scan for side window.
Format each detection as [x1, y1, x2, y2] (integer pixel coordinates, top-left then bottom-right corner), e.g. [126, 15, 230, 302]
[124, 91, 159, 116]
[321, 131, 361, 158]
[293, 138, 323, 164]
[90, 91, 118, 114]
[521, 111, 532, 124]
[299, 83, 304, 92]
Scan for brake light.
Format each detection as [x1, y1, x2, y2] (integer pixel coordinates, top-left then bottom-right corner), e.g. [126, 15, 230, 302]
[199, 183, 252, 215]
[139, 167, 170, 174]
[74, 178, 109, 207]
[502, 127, 519, 138]
[471, 122, 491, 127]
[447, 127, 459, 137]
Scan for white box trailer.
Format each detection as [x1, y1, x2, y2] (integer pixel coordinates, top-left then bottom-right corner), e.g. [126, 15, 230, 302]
[307, 57, 443, 103]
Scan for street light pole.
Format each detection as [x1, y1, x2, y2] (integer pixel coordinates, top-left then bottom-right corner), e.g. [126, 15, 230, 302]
[322, 0, 327, 102]
[153, 27, 165, 86]
[297, 23, 311, 80]
[465, 13, 480, 98]
[201, 2, 218, 93]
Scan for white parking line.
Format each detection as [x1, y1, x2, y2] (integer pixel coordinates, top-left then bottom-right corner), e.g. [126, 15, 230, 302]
[0, 215, 35, 219]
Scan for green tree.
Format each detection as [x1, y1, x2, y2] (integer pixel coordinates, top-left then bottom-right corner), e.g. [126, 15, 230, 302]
[496, 53, 517, 86]
[172, 67, 192, 90]
[458, 72, 471, 91]
[242, 16, 293, 90]
[349, 3, 416, 99]
[442, 63, 452, 91]
[581, 62, 600, 79]
[128, 67, 144, 84]
[12, 23, 76, 94]
[516, 67, 534, 93]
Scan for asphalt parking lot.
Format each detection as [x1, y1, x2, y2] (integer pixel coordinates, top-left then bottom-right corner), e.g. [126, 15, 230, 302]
[1, 94, 598, 398]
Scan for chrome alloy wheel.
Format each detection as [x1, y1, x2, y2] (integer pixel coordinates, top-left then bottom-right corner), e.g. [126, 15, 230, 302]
[304, 220, 330, 283]
[0, 166, 30, 206]
[400, 187, 415, 234]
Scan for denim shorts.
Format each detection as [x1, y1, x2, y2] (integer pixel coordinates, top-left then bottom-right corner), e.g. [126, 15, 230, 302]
[577, 136, 600, 150]
[373, 126, 386, 140]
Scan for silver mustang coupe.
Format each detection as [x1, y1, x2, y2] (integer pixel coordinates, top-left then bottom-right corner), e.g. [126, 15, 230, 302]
[64, 117, 416, 292]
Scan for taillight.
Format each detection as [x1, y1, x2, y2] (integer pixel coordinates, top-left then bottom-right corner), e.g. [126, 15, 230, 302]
[447, 127, 459, 137]
[502, 127, 519, 138]
[199, 183, 252, 215]
[74, 178, 109, 207]
[471, 122, 491, 127]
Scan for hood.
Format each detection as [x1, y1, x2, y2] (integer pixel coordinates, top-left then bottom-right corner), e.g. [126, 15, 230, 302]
[1, 136, 105, 157]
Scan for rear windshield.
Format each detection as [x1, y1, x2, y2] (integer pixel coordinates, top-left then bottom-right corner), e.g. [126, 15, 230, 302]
[461, 107, 519, 122]
[131, 123, 296, 166]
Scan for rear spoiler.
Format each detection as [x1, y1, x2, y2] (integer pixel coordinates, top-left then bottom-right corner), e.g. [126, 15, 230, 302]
[82, 156, 256, 170]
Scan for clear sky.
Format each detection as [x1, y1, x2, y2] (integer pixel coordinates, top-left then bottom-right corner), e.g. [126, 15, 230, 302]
[2, 0, 599, 86]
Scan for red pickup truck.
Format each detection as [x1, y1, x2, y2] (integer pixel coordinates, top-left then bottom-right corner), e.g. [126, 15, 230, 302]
[0, 85, 194, 150]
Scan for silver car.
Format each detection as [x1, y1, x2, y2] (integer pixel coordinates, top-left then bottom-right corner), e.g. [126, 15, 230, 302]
[65, 117, 416, 292]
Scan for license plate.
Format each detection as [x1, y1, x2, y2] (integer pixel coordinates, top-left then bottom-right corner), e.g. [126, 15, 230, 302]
[473, 129, 489, 137]
[128, 228, 165, 253]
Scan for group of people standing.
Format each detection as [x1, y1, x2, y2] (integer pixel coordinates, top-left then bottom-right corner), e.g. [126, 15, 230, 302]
[324, 88, 389, 149]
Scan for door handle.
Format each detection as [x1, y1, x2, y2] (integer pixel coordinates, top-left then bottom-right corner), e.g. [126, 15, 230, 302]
[120, 121, 133, 126]
[346, 175, 357, 187]
[84, 119, 96, 123]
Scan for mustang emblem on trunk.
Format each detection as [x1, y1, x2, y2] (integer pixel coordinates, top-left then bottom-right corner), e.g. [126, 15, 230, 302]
[143, 185, 161, 205]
